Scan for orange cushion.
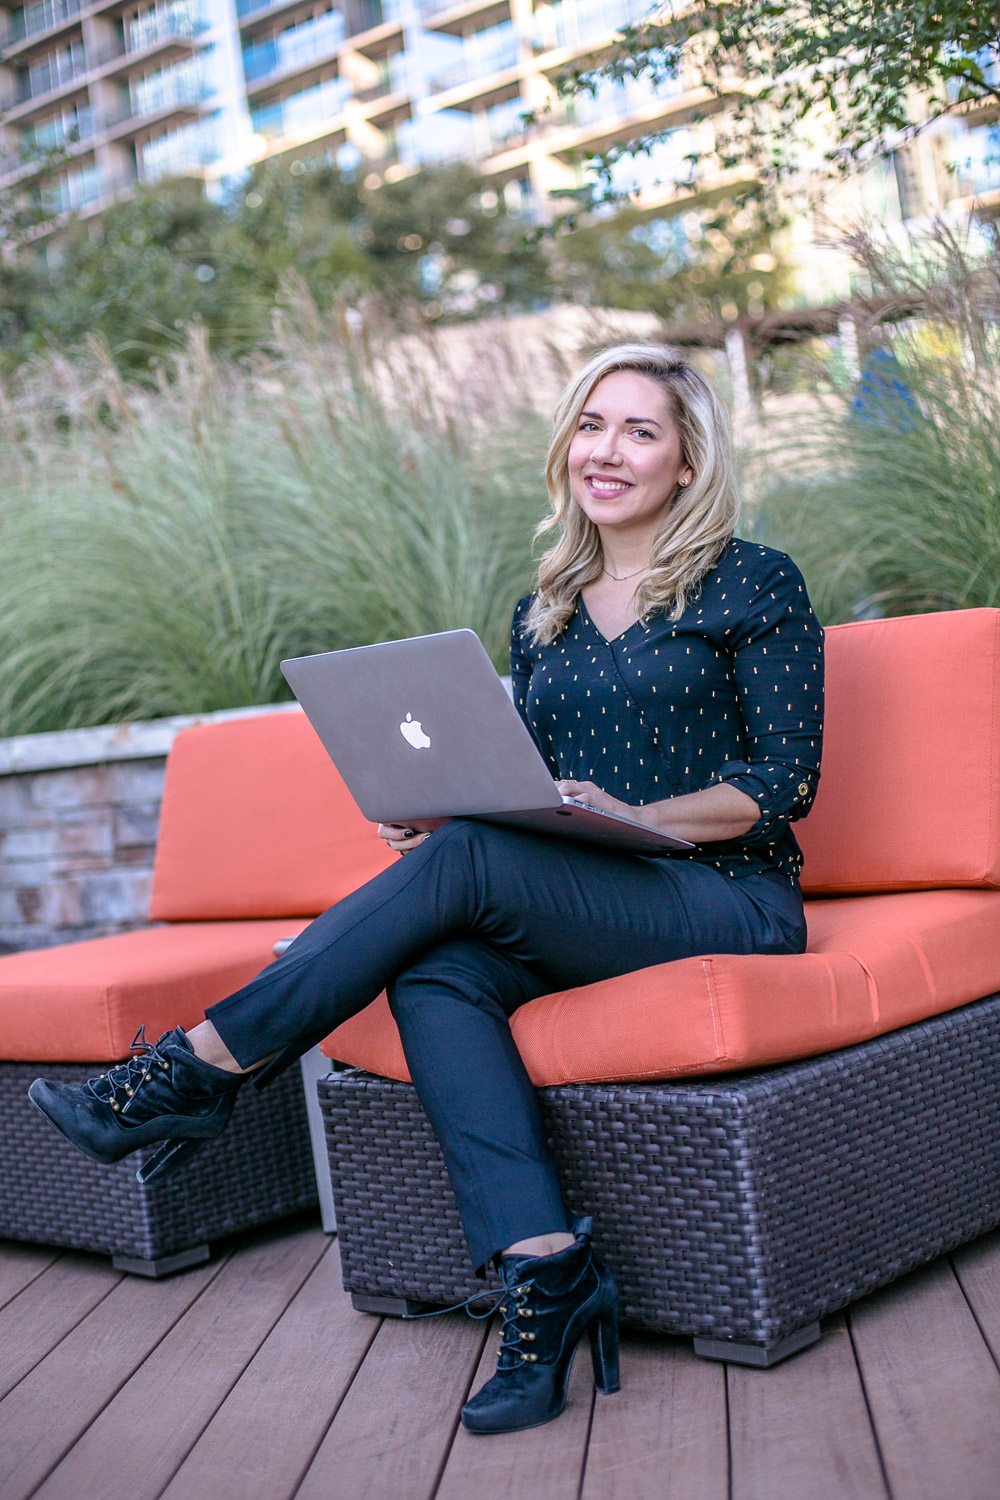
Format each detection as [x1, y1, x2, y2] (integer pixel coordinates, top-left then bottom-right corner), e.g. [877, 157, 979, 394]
[320, 889, 1000, 1084]
[0, 920, 310, 1062]
[798, 609, 1000, 893]
[148, 712, 395, 921]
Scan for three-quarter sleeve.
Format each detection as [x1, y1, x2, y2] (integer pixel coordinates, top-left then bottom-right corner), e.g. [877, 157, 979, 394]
[713, 555, 824, 849]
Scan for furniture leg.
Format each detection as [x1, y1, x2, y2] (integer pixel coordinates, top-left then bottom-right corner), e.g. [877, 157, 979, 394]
[300, 1049, 338, 1234]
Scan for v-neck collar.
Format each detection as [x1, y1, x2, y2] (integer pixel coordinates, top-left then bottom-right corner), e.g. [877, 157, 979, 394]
[577, 594, 648, 646]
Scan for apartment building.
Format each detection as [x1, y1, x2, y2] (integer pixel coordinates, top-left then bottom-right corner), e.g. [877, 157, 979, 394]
[0, 0, 996, 236]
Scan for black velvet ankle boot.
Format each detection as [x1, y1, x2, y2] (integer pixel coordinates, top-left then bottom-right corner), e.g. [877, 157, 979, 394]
[28, 1027, 244, 1185]
[460, 1217, 620, 1435]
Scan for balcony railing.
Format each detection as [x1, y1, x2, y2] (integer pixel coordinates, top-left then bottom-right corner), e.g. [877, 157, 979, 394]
[250, 72, 349, 136]
[428, 25, 519, 92]
[128, 68, 205, 120]
[5, 0, 83, 48]
[140, 116, 217, 179]
[26, 101, 93, 145]
[417, 0, 497, 22]
[242, 9, 345, 83]
[39, 159, 101, 210]
[127, 3, 203, 56]
[532, 0, 653, 54]
[18, 44, 88, 101]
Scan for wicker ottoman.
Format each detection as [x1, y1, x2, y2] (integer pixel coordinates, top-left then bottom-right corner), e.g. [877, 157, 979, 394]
[0, 1062, 317, 1275]
[318, 991, 1000, 1366]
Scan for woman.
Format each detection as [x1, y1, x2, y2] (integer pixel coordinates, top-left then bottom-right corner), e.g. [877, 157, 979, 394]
[29, 344, 823, 1435]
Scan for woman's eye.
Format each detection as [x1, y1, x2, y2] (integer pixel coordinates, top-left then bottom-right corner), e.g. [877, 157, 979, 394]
[578, 421, 600, 432]
[631, 428, 654, 440]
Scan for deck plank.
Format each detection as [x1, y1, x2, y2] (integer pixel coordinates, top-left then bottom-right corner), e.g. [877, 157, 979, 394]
[728, 1314, 886, 1500]
[0, 1241, 62, 1312]
[0, 1253, 121, 1402]
[31, 1221, 327, 1500]
[160, 1241, 378, 1500]
[951, 1229, 1000, 1369]
[436, 1314, 593, 1500]
[849, 1257, 1000, 1500]
[295, 1312, 488, 1500]
[0, 1257, 218, 1500]
[580, 1332, 727, 1500]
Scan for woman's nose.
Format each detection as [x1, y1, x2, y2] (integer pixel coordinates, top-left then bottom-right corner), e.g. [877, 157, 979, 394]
[590, 429, 622, 463]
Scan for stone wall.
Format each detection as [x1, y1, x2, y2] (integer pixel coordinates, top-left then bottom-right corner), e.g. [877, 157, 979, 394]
[0, 704, 297, 953]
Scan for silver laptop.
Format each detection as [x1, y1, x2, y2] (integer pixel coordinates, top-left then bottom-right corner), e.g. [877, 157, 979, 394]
[280, 629, 694, 856]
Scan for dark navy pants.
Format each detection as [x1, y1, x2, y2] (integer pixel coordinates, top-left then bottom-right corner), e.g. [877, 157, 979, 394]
[206, 819, 806, 1271]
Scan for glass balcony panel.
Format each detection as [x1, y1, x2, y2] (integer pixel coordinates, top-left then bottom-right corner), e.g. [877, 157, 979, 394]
[128, 0, 204, 55]
[250, 72, 349, 135]
[481, 92, 525, 149]
[140, 111, 218, 178]
[7, 0, 83, 46]
[26, 99, 93, 145]
[130, 55, 205, 116]
[23, 38, 87, 100]
[533, 0, 654, 53]
[241, 9, 345, 83]
[397, 107, 476, 164]
[40, 159, 100, 210]
[465, 18, 517, 73]
[557, 71, 673, 132]
[428, 18, 517, 91]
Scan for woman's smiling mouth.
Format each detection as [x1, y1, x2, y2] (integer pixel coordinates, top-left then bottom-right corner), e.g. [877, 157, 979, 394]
[585, 474, 634, 496]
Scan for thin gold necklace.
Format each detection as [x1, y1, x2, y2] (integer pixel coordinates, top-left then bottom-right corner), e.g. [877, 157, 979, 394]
[602, 564, 647, 582]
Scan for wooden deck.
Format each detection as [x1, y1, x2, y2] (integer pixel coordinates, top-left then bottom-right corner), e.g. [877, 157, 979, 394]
[2, 1216, 1000, 1500]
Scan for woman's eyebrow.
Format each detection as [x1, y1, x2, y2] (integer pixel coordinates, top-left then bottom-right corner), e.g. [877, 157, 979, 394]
[580, 410, 663, 427]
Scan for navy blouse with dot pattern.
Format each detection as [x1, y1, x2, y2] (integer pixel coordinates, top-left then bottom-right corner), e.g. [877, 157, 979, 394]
[510, 538, 824, 881]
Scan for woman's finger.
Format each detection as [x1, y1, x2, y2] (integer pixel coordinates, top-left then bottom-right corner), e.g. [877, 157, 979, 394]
[395, 832, 429, 854]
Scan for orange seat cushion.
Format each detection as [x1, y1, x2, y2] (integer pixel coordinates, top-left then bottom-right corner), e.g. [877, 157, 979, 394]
[320, 889, 1000, 1084]
[798, 608, 1000, 894]
[0, 920, 310, 1062]
[148, 711, 395, 921]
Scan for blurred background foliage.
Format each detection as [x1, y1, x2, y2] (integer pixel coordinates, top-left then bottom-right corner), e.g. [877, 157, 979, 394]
[0, 157, 788, 376]
[0, 291, 556, 734]
[1, 191, 999, 735]
[746, 223, 1000, 626]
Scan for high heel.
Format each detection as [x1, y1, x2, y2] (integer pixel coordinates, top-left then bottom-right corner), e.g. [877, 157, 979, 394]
[587, 1299, 621, 1393]
[28, 1027, 243, 1184]
[136, 1135, 209, 1186]
[460, 1216, 620, 1435]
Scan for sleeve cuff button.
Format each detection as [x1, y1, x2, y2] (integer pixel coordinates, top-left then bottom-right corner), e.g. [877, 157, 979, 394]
[798, 783, 810, 797]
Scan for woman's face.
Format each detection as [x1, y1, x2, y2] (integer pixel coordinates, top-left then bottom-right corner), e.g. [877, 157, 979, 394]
[567, 370, 693, 537]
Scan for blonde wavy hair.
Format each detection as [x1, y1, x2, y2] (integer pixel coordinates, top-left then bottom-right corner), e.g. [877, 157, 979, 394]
[523, 343, 740, 646]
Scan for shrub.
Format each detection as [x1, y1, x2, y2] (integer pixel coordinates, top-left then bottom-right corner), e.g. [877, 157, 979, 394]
[747, 221, 1000, 624]
[0, 294, 557, 735]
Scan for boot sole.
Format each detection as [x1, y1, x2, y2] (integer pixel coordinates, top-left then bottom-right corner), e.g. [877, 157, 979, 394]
[460, 1311, 620, 1435]
[27, 1081, 230, 1166]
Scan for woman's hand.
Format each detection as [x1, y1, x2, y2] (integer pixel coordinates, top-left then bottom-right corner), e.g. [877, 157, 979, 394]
[377, 824, 430, 855]
[556, 778, 760, 842]
[556, 781, 644, 823]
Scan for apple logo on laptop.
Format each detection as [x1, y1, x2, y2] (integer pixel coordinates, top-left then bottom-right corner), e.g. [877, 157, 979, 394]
[400, 712, 431, 750]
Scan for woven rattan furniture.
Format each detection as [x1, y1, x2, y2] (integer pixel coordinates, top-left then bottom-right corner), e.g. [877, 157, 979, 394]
[0, 1062, 315, 1275]
[320, 994, 1000, 1366]
[313, 608, 1000, 1364]
[0, 710, 395, 1273]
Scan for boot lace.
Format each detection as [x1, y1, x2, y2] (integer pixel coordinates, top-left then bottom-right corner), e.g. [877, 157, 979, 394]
[86, 1027, 172, 1116]
[403, 1276, 538, 1363]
